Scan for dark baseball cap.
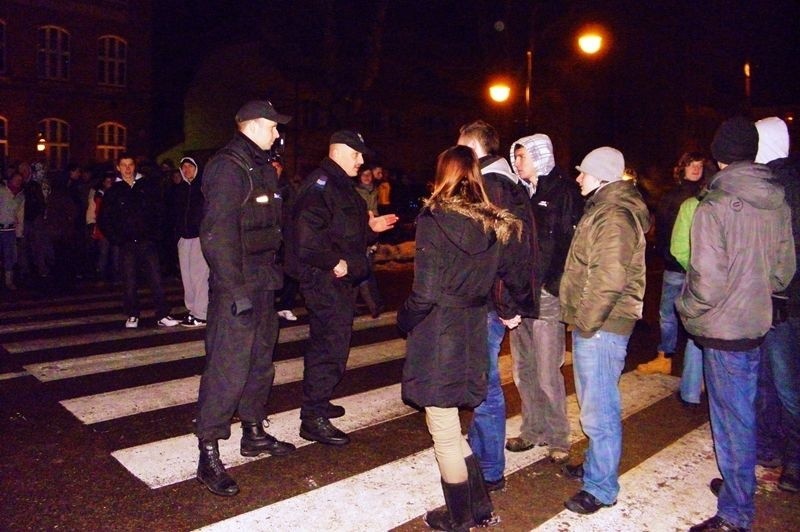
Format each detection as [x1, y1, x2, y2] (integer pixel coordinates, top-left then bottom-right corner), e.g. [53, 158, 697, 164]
[235, 100, 292, 124]
[330, 130, 373, 156]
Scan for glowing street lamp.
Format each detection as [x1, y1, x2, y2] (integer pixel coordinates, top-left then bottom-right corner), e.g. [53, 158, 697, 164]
[488, 83, 511, 103]
[36, 134, 46, 152]
[578, 32, 603, 55]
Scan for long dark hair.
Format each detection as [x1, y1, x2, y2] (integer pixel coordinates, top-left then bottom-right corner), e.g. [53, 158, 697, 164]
[429, 145, 490, 205]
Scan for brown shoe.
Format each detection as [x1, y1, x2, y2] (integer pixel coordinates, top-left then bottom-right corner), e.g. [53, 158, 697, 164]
[506, 437, 536, 452]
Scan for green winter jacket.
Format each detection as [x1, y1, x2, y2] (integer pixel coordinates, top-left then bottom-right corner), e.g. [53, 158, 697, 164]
[559, 180, 651, 337]
[669, 196, 700, 271]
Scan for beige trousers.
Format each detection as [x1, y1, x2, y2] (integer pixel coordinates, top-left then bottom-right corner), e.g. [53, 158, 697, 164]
[425, 406, 473, 483]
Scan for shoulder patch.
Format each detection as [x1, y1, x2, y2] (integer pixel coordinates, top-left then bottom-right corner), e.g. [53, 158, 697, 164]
[314, 175, 328, 189]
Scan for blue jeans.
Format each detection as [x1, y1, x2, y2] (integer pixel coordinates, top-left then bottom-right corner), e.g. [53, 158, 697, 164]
[467, 311, 506, 482]
[757, 318, 800, 469]
[572, 329, 629, 505]
[658, 270, 685, 353]
[679, 338, 704, 403]
[705, 347, 760, 529]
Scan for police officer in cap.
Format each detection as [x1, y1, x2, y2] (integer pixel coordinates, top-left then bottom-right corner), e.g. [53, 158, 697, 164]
[288, 130, 398, 445]
[195, 100, 296, 497]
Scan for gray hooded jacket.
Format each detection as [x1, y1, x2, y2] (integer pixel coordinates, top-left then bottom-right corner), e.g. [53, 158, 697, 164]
[676, 160, 796, 349]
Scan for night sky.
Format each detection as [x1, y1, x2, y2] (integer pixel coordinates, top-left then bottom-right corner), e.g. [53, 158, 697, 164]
[152, 0, 800, 171]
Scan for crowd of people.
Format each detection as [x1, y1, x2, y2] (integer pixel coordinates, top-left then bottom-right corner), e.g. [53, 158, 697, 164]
[1, 101, 797, 532]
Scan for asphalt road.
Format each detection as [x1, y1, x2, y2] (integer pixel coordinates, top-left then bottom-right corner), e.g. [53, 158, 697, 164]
[0, 258, 796, 531]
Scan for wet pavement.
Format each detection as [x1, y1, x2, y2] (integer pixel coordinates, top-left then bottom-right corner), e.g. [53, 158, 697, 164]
[0, 258, 797, 531]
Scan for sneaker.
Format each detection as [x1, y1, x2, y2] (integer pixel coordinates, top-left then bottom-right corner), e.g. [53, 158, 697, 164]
[689, 515, 747, 531]
[277, 309, 298, 321]
[181, 314, 207, 327]
[157, 315, 181, 327]
[564, 490, 615, 514]
[125, 316, 139, 329]
[636, 351, 672, 375]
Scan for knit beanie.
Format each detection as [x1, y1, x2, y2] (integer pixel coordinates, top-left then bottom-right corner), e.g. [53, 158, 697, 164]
[575, 147, 625, 182]
[711, 116, 758, 164]
[754, 117, 789, 164]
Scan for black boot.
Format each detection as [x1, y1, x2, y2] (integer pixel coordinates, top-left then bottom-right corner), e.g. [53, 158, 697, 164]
[465, 454, 498, 526]
[197, 439, 239, 497]
[423, 480, 473, 532]
[240, 421, 296, 457]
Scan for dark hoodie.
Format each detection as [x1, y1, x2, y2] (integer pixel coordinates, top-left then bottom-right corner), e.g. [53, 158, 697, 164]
[399, 195, 531, 408]
[676, 161, 795, 349]
[559, 179, 652, 337]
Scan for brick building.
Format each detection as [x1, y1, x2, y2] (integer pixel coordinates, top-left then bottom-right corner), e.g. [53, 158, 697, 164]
[0, 0, 153, 174]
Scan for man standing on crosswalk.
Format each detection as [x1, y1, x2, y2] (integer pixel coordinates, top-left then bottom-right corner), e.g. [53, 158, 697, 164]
[195, 100, 297, 497]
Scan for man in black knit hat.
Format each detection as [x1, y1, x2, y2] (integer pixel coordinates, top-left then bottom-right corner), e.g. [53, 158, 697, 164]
[677, 116, 796, 531]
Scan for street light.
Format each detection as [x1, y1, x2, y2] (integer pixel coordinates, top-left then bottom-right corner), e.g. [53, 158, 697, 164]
[488, 83, 511, 103]
[578, 33, 603, 55]
[36, 134, 46, 152]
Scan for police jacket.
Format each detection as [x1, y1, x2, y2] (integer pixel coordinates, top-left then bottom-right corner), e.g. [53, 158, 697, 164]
[200, 132, 283, 311]
[98, 173, 164, 245]
[287, 157, 375, 284]
[676, 161, 795, 350]
[399, 195, 531, 409]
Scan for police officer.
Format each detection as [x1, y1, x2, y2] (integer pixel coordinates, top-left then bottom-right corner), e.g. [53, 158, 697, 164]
[288, 131, 398, 445]
[195, 100, 296, 497]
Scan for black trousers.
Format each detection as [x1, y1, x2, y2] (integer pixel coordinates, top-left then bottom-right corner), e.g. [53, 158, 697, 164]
[119, 240, 168, 319]
[300, 271, 357, 420]
[196, 287, 278, 440]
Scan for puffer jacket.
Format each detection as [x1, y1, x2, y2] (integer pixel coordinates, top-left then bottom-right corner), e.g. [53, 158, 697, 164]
[559, 180, 651, 337]
[676, 161, 795, 349]
[399, 195, 531, 409]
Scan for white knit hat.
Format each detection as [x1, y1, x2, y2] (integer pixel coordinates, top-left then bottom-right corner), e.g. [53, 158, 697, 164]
[575, 147, 624, 182]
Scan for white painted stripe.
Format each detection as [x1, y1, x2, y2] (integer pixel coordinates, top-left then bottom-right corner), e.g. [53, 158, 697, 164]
[0, 292, 183, 320]
[61, 338, 407, 424]
[23, 311, 398, 379]
[9, 310, 394, 355]
[0, 370, 29, 380]
[536, 424, 718, 531]
[0, 311, 179, 335]
[196, 372, 680, 531]
[111, 383, 417, 488]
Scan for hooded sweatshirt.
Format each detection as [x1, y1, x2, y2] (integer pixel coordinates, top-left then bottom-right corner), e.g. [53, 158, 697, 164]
[173, 157, 204, 239]
[676, 160, 796, 349]
[756, 116, 800, 317]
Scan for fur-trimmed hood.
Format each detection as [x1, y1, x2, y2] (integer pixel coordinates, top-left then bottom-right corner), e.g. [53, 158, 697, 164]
[424, 195, 522, 256]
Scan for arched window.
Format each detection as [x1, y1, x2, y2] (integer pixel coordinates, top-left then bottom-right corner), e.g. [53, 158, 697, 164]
[37, 25, 70, 80]
[0, 20, 7, 75]
[96, 122, 126, 162]
[0, 116, 8, 160]
[38, 118, 70, 170]
[98, 35, 127, 86]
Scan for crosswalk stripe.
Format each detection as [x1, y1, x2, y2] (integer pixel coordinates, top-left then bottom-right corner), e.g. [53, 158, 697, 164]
[60, 338, 407, 424]
[536, 424, 718, 531]
[195, 372, 680, 531]
[0, 311, 182, 335]
[22, 311, 398, 379]
[111, 383, 417, 489]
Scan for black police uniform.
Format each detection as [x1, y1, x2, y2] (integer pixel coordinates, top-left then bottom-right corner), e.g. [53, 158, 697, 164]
[288, 157, 375, 420]
[196, 131, 284, 440]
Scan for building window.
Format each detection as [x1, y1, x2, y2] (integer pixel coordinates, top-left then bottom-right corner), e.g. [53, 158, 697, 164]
[0, 116, 7, 160]
[38, 118, 70, 170]
[37, 26, 70, 80]
[98, 35, 127, 87]
[96, 122, 126, 162]
[0, 20, 6, 75]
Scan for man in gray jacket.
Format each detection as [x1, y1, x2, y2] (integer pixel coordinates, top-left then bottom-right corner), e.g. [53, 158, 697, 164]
[677, 116, 796, 531]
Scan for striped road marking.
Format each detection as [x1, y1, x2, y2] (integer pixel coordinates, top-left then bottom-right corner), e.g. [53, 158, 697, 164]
[22, 311, 398, 378]
[196, 372, 680, 531]
[60, 338, 407, 424]
[111, 383, 417, 488]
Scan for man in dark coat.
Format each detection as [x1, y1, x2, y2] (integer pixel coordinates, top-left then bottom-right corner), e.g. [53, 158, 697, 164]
[195, 100, 297, 497]
[287, 131, 397, 446]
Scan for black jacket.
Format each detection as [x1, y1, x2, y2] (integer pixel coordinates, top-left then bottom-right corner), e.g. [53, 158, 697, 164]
[399, 196, 531, 409]
[286, 157, 375, 284]
[200, 132, 283, 311]
[530, 167, 583, 296]
[172, 175, 205, 239]
[768, 154, 800, 318]
[480, 155, 540, 318]
[98, 174, 164, 245]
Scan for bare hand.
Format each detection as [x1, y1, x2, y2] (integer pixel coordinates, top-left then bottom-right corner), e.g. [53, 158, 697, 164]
[500, 315, 522, 329]
[368, 211, 399, 233]
[333, 259, 348, 278]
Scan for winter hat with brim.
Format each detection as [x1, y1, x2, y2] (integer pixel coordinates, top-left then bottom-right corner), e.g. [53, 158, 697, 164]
[755, 117, 789, 164]
[575, 147, 624, 182]
[711, 116, 758, 164]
